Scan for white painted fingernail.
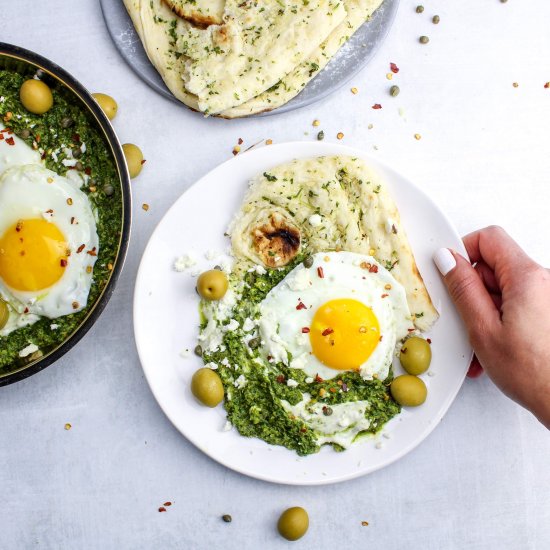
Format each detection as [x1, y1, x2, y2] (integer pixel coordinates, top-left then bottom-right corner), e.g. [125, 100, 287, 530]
[433, 248, 456, 276]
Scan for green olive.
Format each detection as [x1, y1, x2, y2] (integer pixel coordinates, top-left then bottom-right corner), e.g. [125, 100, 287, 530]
[277, 507, 309, 541]
[92, 93, 118, 120]
[0, 299, 9, 330]
[391, 375, 427, 407]
[400, 336, 432, 375]
[197, 270, 228, 301]
[191, 368, 224, 407]
[122, 143, 144, 178]
[19, 79, 53, 115]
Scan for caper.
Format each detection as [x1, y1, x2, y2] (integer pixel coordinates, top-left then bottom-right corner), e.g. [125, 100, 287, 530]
[317, 130, 325, 141]
[222, 514, 232, 523]
[390, 85, 400, 97]
[248, 337, 260, 349]
[419, 35, 430, 44]
[61, 117, 74, 129]
[432, 15, 440, 24]
[400, 336, 431, 375]
[103, 183, 115, 196]
[0, 299, 9, 330]
[191, 368, 224, 407]
[75, 161, 83, 171]
[196, 270, 228, 301]
[323, 406, 333, 416]
[19, 128, 30, 139]
[415, 5, 424, 13]
[122, 143, 144, 178]
[391, 375, 427, 407]
[194, 345, 203, 357]
[72, 147, 82, 159]
[303, 256, 314, 268]
[277, 507, 309, 541]
[92, 93, 118, 120]
[19, 79, 53, 115]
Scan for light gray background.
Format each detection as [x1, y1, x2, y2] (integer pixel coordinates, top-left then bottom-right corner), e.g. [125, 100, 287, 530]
[1, 1, 549, 549]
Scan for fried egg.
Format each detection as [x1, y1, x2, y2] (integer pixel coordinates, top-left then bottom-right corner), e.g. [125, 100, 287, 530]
[258, 251, 414, 380]
[0, 162, 99, 332]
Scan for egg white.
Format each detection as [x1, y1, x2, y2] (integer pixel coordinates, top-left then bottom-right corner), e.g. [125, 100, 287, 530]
[0, 164, 99, 322]
[258, 251, 414, 381]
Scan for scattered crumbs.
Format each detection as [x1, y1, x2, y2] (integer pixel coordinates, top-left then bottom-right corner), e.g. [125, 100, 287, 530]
[222, 420, 232, 432]
[158, 507, 167, 513]
[362, 521, 370, 527]
[337, 132, 344, 140]
[390, 62, 399, 74]
[375, 441, 383, 449]
[232, 145, 240, 155]
[512, 82, 519, 88]
[142, 203, 149, 211]
[179, 349, 190, 358]
[386, 73, 393, 80]
[368, 123, 374, 130]
[265, 139, 273, 145]
[372, 145, 379, 151]
[414, 133, 422, 140]
[174, 252, 197, 271]
[64, 423, 72, 431]
[237, 137, 243, 145]
[372, 104, 382, 109]
[312, 119, 320, 126]
[164, 502, 172, 507]
[398, 107, 406, 118]
[428, 371, 435, 377]
[544, 82, 550, 89]
[351, 87, 358, 94]
[383, 432, 391, 439]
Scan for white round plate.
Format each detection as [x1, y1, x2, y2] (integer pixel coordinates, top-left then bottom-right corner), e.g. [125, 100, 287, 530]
[134, 142, 472, 485]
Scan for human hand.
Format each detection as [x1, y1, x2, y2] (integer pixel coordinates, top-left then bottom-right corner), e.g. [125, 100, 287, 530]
[433, 226, 550, 429]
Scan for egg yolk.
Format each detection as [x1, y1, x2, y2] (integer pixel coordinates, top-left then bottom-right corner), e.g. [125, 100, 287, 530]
[0, 219, 68, 291]
[309, 298, 380, 371]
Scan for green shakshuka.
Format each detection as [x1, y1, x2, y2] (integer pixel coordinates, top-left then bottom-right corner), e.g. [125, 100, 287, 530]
[0, 69, 122, 371]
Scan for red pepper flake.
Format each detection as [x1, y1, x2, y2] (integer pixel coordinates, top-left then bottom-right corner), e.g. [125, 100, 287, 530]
[329, 387, 337, 393]
[0, 134, 3, 140]
[41, 151, 47, 160]
[427, 338, 432, 344]
[238, 137, 243, 145]
[76, 244, 85, 253]
[322, 328, 334, 336]
[315, 374, 324, 383]
[35, 134, 41, 143]
[60, 259, 68, 267]
[72, 133, 80, 143]
[301, 327, 310, 333]
[158, 507, 166, 513]
[5, 137, 15, 146]
[70, 217, 75, 224]
[24, 307, 29, 314]
[369, 264, 378, 273]
[87, 247, 97, 256]
[390, 62, 399, 74]
[317, 266, 324, 278]
[379, 335, 384, 342]
[276, 375, 285, 384]
[545, 82, 550, 88]
[407, 328, 416, 332]
[164, 502, 172, 507]
[300, 427, 307, 433]
[372, 104, 382, 110]
[381, 293, 389, 298]
[401, 347, 407, 354]
[296, 301, 307, 310]
[84, 167, 92, 175]
[141, 159, 147, 165]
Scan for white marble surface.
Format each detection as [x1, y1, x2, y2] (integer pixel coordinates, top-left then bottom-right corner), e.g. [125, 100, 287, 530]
[1, 1, 550, 548]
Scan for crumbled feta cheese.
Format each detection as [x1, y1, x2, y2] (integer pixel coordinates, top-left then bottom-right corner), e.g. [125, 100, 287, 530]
[242, 318, 255, 332]
[223, 319, 240, 332]
[179, 349, 190, 358]
[305, 377, 314, 384]
[338, 416, 350, 428]
[205, 249, 217, 260]
[375, 441, 383, 449]
[286, 379, 299, 388]
[428, 371, 435, 377]
[50, 324, 59, 330]
[234, 374, 247, 389]
[222, 421, 232, 432]
[308, 214, 322, 226]
[205, 362, 218, 370]
[382, 432, 391, 439]
[174, 252, 197, 272]
[248, 264, 267, 275]
[220, 357, 230, 367]
[19, 344, 38, 358]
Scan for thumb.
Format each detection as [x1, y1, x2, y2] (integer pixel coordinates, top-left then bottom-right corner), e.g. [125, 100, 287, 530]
[433, 248, 500, 342]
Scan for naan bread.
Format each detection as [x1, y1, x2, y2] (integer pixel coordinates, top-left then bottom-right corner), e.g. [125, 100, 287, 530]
[162, 0, 225, 26]
[229, 156, 439, 331]
[177, 0, 346, 114]
[124, 0, 383, 117]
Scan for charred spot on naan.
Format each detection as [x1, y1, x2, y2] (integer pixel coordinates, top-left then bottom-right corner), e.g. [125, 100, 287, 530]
[162, 0, 224, 27]
[252, 213, 301, 268]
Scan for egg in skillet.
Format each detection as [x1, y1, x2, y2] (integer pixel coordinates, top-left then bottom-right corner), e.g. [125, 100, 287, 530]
[258, 251, 414, 381]
[0, 130, 99, 336]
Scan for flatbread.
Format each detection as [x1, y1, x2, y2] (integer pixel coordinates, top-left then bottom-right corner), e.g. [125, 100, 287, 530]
[162, 0, 225, 26]
[229, 156, 439, 331]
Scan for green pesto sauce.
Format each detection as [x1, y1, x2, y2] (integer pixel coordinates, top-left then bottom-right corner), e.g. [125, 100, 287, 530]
[201, 259, 401, 456]
[0, 69, 122, 372]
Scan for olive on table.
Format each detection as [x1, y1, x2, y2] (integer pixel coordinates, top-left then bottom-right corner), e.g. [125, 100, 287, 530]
[191, 368, 224, 407]
[399, 336, 431, 375]
[122, 143, 144, 178]
[277, 507, 309, 541]
[391, 375, 427, 407]
[19, 79, 53, 115]
[0, 299, 9, 330]
[197, 270, 228, 301]
[92, 93, 118, 120]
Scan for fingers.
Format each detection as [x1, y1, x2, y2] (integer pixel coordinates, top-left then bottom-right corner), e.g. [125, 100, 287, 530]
[433, 248, 501, 345]
[463, 226, 533, 272]
[474, 260, 499, 294]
